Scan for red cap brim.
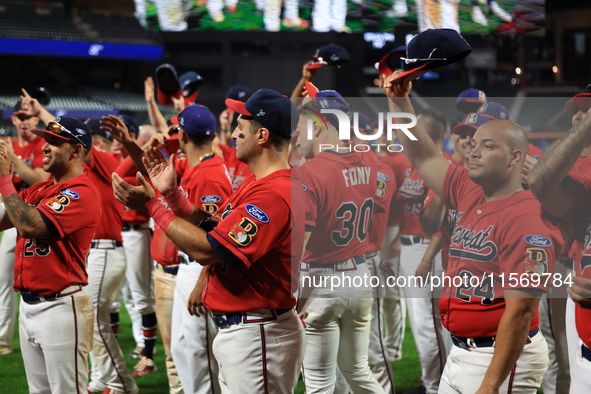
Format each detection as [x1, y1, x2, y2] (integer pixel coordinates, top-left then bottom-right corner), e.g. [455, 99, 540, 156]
[451, 124, 478, 135]
[184, 91, 199, 106]
[572, 94, 591, 110]
[171, 116, 179, 125]
[304, 81, 319, 98]
[225, 99, 250, 116]
[388, 64, 429, 86]
[377, 53, 394, 78]
[306, 62, 326, 70]
[167, 133, 179, 141]
[157, 86, 183, 106]
[31, 129, 70, 142]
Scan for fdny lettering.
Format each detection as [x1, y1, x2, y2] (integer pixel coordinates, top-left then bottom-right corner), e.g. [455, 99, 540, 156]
[228, 217, 258, 246]
[342, 167, 371, 187]
[450, 225, 498, 262]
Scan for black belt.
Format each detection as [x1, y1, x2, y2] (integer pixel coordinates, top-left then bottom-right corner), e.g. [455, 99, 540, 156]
[401, 236, 423, 246]
[91, 241, 123, 248]
[162, 265, 179, 275]
[308, 255, 366, 269]
[452, 327, 539, 349]
[122, 224, 147, 231]
[583, 344, 591, 362]
[212, 308, 292, 328]
[21, 285, 83, 304]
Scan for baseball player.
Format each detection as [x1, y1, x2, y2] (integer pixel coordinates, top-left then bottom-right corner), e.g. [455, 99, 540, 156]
[0, 98, 49, 356]
[295, 90, 385, 394]
[527, 105, 591, 393]
[0, 116, 100, 393]
[383, 73, 563, 393]
[112, 88, 306, 393]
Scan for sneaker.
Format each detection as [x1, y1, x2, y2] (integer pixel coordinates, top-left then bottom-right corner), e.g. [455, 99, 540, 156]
[283, 18, 310, 28]
[132, 356, 157, 377]
[490, 1, 512, 22]
[0, 345, 13, 355]
[471, 6, 488, 26]
[127, 346, 144, 359]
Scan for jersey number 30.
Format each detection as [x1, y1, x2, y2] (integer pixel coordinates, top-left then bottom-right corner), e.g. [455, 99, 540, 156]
[331, 198, 374, 247]
[24, 238, 51, 257]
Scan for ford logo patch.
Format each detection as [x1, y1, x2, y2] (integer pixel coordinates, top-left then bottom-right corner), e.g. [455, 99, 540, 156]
[377, 172, 390, 181]
[200, 195, 221, 203]
[245, 204, 269, 223]
[524, 235, 552, 248]
[60, 189, 80, 199]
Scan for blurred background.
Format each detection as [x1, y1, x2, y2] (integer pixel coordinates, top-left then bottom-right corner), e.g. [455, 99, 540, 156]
[0, 0, 588, 139]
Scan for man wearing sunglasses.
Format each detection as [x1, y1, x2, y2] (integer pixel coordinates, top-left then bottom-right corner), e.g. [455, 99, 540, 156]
[0, 116, 101, 394]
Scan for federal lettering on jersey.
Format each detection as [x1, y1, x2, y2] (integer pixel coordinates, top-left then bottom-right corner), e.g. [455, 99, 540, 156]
[60, 189, 80, 199]
[245, 204, 270, 223]
[342, 167, 371, 187]
[398, 169, 427, 198]
[450, 225, 498, 262]
[228, 217, 258, 246]
[46, 194, 71, 212]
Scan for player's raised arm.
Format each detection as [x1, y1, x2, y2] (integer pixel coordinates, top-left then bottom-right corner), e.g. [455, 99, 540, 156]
[529, 108, 591, 219]
[381, 72, 450, 197]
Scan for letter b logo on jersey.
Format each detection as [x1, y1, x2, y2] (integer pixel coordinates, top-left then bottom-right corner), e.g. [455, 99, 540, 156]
[228, 217, 258, 246]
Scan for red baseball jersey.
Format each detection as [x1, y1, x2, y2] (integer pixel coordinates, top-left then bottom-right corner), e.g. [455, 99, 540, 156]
[549, 173, 591, 348]
[14, 175, 101, 296]
[114, 156, 150, 223]
[83, 149, 124, 242]
[367, 161, 397, 252]
[204, 169, 304, 312]
[397, 166, 430, 236]
[443, 150, 463, 168]
[12, 137, 45, 191]
[380, 153, 412, 226]
[527, 143, 544, 160]
[218, 143, 252, 191]
[297, 151, 380, 263]
[441, 165, 562, 337]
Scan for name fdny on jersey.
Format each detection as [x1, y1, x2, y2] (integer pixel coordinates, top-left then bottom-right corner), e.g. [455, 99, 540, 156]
[342, 167, 371, 187]
[450, 225, 498, 262]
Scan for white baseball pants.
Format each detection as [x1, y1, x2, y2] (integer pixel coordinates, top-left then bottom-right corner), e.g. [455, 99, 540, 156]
[0, 227, 17, 348]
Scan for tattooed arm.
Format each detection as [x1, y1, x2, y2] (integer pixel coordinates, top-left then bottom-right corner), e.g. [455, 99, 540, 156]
[419, 193, 445, 236]
[529, 108, 591, 219]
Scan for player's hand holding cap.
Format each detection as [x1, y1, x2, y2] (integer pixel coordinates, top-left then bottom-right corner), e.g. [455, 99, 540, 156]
[456, 88, 487, 113]
[376, 45, 407, 82]
[565, 84, 591, 113]
[306, 44, 350, 70]
[225, 88, 298, 139]
[156, 63, 183, 105]
[32, 116, 93, 150]
[390, 29, 472, 86]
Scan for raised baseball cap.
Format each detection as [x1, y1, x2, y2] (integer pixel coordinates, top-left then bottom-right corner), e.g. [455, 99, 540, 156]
[226, 84, 251, 102]
[307, 44, 350, 70]
[170, 104, 216, 137]
[304, 81, 350, 130]
[30, 87, 51, 106]
[451, 112, 491, 135]
[32, 116, 92, 150]
[565, 84, 591, 114]
[456, 88, 487, 113]
[225, 88, 298, 140]
[376, 45, 407, 80]
[156, 63, 182, 105]
[390, 29, 472, 86]
[477, 101, 508, 120]
[86, 118, 114, 142]
[179, 71, 203, 101]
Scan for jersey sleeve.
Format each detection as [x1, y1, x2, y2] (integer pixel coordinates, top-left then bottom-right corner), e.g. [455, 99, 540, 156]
[375, 166, 396, 215]
[208, 190, 290, 268]
[551, 174, 591, 237]
[188, 181, 231, 215]
[498, 213, 558, 292]
[34, 184, 101, 239]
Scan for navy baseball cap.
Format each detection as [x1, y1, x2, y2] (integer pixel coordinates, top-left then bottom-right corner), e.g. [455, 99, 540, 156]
[32, 116, 92, 150]
[452, 113, 491, 135]
[156, 63, 182, 105]
[377, 45, 406, 78]
[225, 88, 298, 140]
[170, 104, 216, 138]
[304, 81, 350, 129]
[307, 44, 350, 70]
[477, 101, 509, 120]
[391, 29, 472, 85]
[565, 84, 591, 114]
[86, 118, 114, 142]
[456, 88, 487, 113]
[30, 87, 51, 106]
[119, 115, 139, 136]
[226, 85, 251, 102]
[179, 71, 203, 99]
[350, 112, 373, 134]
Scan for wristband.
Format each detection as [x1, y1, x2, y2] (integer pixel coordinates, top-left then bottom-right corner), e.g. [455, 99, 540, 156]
[421, 258, 433, 264]
[146, 197, 176, 231]
[164, 188, 193, 219]
[0, 174, 17, 198]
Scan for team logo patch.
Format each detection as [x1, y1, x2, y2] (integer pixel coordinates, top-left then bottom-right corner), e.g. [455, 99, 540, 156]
[200, 195, 221, 204]
[377, 172, 390, 181]
[46, 195, 71, 212]
[524, 235, 552, 248]
[245, 204, 269, 223]
[228, 218, 258, 246]
[60, 189, 80, 199]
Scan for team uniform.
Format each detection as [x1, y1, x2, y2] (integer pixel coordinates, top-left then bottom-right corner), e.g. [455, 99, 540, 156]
[204, 169, 305, 393]
[297, 151, 385, 394]
[0, 136, 45, 352]
[16, 175, 100, 393]
[169, 154, 232, 394]
[397, 164, 448, 394]
[84, 149, 137, 394]
[439, 165, 562, 393]
[218, 143, 252, 190]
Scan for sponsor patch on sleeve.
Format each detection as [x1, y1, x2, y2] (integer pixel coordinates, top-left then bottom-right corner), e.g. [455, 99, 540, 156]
[60, 189, 80, 199]
[377, 172, 390, 181]
[245, 204, 270, 223]
[524, 235, 552, 248]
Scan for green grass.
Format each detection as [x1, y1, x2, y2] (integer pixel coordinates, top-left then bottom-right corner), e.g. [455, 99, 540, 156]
[1, 299, 423, 393]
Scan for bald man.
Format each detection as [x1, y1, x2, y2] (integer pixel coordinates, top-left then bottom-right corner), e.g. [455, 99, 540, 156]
[381, 73, 563, 394]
